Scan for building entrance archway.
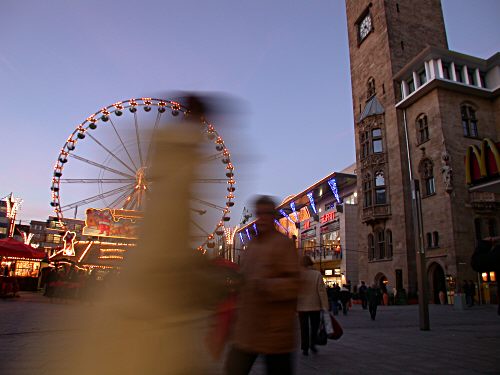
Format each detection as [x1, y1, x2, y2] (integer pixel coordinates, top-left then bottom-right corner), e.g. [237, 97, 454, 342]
[374, 272, 388, 293]
[428, 262, 446, 304]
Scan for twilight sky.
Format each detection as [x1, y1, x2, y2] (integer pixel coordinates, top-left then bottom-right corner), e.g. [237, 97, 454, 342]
[1, 0, 499, 223]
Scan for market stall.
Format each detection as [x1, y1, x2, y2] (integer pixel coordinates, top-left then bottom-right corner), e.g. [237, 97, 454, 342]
[0, 238, 46, 294]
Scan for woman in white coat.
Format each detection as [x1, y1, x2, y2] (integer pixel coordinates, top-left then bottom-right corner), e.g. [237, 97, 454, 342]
[297, 255, 329, 355]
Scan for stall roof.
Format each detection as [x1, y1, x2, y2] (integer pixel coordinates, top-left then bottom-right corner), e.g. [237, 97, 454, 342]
[0, 238, 46, 260]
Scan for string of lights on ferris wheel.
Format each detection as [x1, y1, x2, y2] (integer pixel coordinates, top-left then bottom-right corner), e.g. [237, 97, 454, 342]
[50, 97, 236, 252]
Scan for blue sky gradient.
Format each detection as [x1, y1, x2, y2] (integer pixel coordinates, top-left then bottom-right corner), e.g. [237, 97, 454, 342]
[0, 0, 499, 222]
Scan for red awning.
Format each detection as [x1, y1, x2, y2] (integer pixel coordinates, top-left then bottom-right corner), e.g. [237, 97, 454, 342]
[0, 238, 46, 260]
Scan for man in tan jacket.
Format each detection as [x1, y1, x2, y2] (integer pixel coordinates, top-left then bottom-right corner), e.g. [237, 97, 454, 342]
[225, 196, 300, 375]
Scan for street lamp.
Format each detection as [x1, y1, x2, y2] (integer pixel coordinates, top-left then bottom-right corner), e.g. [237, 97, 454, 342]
[403, 110, 430, 331]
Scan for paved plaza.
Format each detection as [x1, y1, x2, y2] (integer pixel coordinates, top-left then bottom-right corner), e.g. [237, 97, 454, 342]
[0, 292, 499, 374]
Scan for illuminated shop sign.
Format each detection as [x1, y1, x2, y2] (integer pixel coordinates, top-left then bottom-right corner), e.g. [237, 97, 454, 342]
[303, 221, 310, 230]
[320, 212, 335, 224]
[324, 269, 333, 276]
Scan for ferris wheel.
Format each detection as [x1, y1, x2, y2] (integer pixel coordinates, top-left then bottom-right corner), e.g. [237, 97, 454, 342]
[50, 97, 235, 251]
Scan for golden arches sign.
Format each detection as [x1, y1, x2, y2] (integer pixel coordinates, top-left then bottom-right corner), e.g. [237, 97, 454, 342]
[465, 138, 500, 184]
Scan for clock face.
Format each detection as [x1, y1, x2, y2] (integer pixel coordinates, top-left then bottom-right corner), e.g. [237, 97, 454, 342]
[359, 14, 372, 41]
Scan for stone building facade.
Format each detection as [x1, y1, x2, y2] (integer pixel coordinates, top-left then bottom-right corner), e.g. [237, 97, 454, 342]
[345, 0, 499, 301]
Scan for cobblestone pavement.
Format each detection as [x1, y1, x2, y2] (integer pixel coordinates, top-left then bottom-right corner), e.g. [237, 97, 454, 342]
[1, 293, 499, 374]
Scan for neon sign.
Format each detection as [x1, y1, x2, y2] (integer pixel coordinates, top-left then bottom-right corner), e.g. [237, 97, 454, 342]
[320, 212, 336, 224]
[62, 231, 76, 256]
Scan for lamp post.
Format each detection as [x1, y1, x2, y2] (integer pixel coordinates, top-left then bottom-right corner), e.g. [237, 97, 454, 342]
[403, 110, 430, 331]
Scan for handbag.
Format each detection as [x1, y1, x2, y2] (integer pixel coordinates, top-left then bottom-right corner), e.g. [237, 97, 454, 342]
[328, 313, 343, 340]
[316, 318, 328, 346]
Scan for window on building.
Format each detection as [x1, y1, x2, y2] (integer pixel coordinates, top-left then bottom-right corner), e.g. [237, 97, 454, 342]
[455, 64, 464, 82]
[374, 171, 387, 204]
[363, 174, 372, 208]
[488, 219, 498, 237]
[344, 193, 358, 205]
[419, 159, 436, 196]
[372, 128, 383, 153]
[418, 69, 427, 86]
[386, 230, 393, 258]
[479, 72, 487, 88]
[467, 68, 477, 86]
[461, 105, 478, 138]
[416, 114, 429, 144]
[426, 232, 432, 248]
[377, 230, 385, 259]
[368, 234, 375, 260]
[367, 77, 376, 99]
[442, 62, 451, 79]
[360, 131, 370, 159]
[408, 78, 415, 93]
[433, 231, 439, 247]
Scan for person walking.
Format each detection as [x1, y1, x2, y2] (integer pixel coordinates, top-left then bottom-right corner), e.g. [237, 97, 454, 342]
[225, 196, 300, 375]
[297, 255, 329, 356]
[359, 281, 368, 310]
[463, 280, 471, 306]
[367, 284, 381, 320]
[468, 280, 476, 307]
[339, 285, 351, 315]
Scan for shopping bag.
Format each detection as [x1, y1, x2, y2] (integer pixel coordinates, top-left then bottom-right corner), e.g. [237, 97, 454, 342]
[315, 313, 328, 346]
[329, 313, 343, 340]
[322, 310, 334, 336]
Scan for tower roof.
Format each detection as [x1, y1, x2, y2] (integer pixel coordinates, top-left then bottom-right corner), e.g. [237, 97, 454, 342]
[358, 96, 385, 122]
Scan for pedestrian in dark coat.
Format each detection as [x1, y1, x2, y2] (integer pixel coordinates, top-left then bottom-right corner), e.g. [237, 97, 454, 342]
[468, 280, 476, 306]
[339, 285, 351, 315]
[463, 280, 471, 306]
[367, 284, 381, 320]
[359, 281, 368, 310]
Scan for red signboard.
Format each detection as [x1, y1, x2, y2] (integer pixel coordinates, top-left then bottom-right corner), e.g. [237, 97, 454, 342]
[303, 221, 310, 230]
[320, 212, 335, 224]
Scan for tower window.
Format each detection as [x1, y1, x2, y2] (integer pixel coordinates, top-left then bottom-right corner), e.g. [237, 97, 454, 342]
[372, 128, 383, 153]
[419, 159, 436, 196]
[461, 105, 478, 138]
[416, 114, 429, 144]
[426, 232, 432, 248]
[433, 231, 439, 247]
[374, 171, 386, 205]
[367, 77, 376, 99]
[455, 64, 464, 83]
[386, 230, 393, 258]
[418, 69, 427, 86]
[467, 68, 477, 86]
[408, 78, 415, 93]
[442, 62, 451, 79]
[368, 234, 375, 260]
[360, 131, 370, 159]
[377, 230, 385, 259]
[363, 173, 373, 208]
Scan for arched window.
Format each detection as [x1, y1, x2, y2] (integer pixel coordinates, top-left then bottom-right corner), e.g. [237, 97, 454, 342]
[386, 230, 393, 258]
[367, 77, 376, 99]
[433, 231, 439, 247]
[416, 114, 429, 144]
[419, 159, 436, 196]
[461, 104, 478, 137]
[374, 171, 387, 204]
[377, 230, 385, 259]
[368, 234, 375, 260]
[426, 233, 432, 248]
[363, 173, 373, 208]
[360, 131, 370, 159]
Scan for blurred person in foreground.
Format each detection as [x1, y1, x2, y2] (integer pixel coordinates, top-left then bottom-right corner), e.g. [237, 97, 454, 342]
[297, 255, 328, 356]
[225, 195, 300, 375]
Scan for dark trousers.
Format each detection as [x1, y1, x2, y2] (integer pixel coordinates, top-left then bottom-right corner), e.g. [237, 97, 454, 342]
[298, 311, 320, 352]
[361, 296, 367, 309]
[341, 301, 349, 315]
[369, 302, 378, 320]
[225, 346, 293, 375]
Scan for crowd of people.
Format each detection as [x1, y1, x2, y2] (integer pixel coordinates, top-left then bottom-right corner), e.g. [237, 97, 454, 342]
[40, 264, 111, 302]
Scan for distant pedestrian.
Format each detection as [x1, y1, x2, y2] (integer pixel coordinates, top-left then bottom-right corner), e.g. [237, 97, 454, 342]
[463, 280, 471, 306]
[330, 284, 340, 315]
[359, 281, 368, 310]
[225, 196, 300, 375]
[339, 285, 351, 315]
[367, 284, 381, 320]
[468, 280, 476, 306]
[297, 255, 329, 356]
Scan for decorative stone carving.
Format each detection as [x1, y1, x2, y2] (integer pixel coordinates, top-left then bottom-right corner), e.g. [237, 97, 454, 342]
[441, 148, 453, 192]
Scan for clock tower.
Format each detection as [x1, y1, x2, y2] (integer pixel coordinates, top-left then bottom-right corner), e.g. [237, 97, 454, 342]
[345, 0, 448, 294]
